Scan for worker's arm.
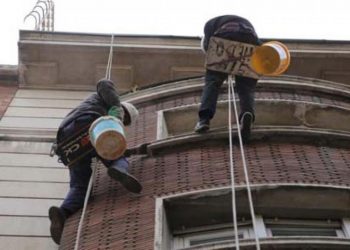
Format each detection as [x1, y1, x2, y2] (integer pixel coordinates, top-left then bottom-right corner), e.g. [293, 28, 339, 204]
[96, 79, 121, 107]
[96, 79, 124, 120]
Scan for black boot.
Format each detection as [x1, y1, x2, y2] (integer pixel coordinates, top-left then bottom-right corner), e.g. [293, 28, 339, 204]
[194, 119, 210, 133]
[48, 206, 66, 244]
[108, 158, 142, 194]
[240, 112, 253, 144]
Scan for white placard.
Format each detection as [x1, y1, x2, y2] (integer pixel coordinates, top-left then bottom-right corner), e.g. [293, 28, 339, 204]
[206, 36, 260, 79]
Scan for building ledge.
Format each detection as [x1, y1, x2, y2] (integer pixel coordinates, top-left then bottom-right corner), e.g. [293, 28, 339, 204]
[123, 75, 350, 105]
[155, 99, 350, 141]
[148, 127, 350, 157]
[162, 184, 350, 229]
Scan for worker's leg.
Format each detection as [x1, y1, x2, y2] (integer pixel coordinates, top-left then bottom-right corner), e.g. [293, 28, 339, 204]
[235, 75, 257, 143]
[49, 115, 95, 245]
[101, 156, 142, 194]
[235, 75, 257, 118]
[195, 70, 227, 133]
[61, 157, 93, 215]
[49, 156, 92, 244]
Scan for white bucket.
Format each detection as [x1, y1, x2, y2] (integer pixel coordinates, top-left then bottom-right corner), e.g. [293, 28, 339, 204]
[89, 116, 126, 160]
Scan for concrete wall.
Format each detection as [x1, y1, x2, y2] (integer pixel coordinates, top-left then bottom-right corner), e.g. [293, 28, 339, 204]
[18, 31, 350, 93]
[0, 88, 92, 249]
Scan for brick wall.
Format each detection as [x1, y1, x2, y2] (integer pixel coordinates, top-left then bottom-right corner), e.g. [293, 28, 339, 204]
[0, 84, 18, 118]
[59, 82, 350, 250]
[60, 142, 350, 250]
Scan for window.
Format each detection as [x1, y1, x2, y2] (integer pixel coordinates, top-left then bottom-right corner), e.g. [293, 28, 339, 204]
[154, 188, 350, 250]
[265, 219, 345, 238]
[173, 222, 254, 249]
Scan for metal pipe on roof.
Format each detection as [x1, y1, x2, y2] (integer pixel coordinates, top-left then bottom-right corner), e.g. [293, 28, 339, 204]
[33, 5, 46, 30]
[24, 13, 39, 30]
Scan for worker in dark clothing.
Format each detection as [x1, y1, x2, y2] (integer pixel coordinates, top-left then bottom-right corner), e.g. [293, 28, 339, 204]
[195, 15, 262, 143]
[48, 78, 142, 245]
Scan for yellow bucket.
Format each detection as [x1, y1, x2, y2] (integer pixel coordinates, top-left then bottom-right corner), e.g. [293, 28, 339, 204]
[251, 41, 290, 76]
[89, 116, 127, 160]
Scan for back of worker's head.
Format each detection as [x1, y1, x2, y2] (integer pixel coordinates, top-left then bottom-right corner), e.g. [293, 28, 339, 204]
[121, 102, 139, 126]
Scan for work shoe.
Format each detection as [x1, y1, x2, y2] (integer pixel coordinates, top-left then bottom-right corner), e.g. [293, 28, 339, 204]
[108, 161, 142, 194]
[48, 206, 66, 245]
[194, 120, 210, 133]
[240, 112, 253, 144]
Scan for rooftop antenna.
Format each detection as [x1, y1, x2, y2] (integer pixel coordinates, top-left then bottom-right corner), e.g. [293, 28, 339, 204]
[24, 0, 54, 31]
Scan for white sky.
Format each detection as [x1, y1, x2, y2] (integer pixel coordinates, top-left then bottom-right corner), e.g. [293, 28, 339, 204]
[1, 0, 350, 65]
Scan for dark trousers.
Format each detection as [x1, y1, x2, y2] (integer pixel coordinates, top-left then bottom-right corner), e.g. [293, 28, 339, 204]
[198, 69, 257, 122]
[199, 26, 260, 123]
[60, 155, 129, 216]
[59, 115, 129, 217]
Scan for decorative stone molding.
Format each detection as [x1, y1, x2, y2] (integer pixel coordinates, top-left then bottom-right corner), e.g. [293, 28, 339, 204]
[95, 64, 134, 92]
[21, 62, 58, 86]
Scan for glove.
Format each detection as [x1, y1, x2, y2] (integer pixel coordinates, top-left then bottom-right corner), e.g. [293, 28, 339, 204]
[108, 106, 124, 120]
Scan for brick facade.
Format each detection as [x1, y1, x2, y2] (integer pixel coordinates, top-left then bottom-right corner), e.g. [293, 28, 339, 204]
[0, 84, 18, 118]
[59, 77, 350, 250]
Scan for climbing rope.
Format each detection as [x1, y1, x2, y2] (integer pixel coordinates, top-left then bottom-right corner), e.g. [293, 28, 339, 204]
[105, 34, 115, 80]
[227, 77, 240, 250]
[227, 75, 261, 250]
[74, 34, 115, 250]
[74, 159, 97, 250]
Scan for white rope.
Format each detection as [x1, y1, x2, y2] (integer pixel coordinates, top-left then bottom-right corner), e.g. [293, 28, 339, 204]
[105, 34, 115, 80]
[227, 75, 260, 250]
[228, 78, 240, 250]
[74, 159, 97, 250]
[73, 34, 115, 250]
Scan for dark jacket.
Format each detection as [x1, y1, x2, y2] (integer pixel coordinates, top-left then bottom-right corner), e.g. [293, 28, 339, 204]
[203, 15, 261, 51]
[59, 79, 121, 131]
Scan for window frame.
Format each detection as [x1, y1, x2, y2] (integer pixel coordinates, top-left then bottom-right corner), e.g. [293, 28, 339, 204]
[153, 188, 350, 250]
[172, 222, 254, 249]
[265, 218, 345, 238]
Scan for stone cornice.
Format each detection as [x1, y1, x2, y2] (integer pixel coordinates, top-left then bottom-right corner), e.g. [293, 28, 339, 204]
[122, 75, 350, 104]
[18, 31, 350, 90]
